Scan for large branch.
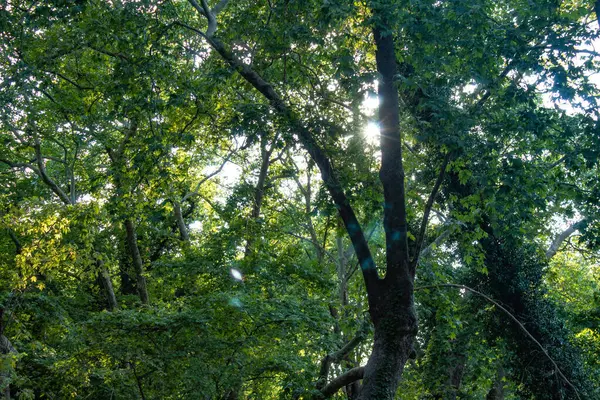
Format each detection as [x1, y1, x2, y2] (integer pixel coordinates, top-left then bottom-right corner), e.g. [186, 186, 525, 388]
[317, 320, 370, 389]
[1, 143, 72, 206]
[189, 30, 379, 292]
[33, 140, 72, 205]
[319, 367, 365, 398]
[546, 220, 585, 259]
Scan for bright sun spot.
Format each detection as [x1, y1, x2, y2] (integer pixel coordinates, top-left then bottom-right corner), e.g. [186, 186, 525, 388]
[230, 268, 243, 281]
[189, 221, 203, 231]
[361, 95, 379, 114]
[364, 121, 380, 145]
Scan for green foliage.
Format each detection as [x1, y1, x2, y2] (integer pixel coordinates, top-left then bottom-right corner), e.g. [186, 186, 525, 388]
[0, 0, 599, 398]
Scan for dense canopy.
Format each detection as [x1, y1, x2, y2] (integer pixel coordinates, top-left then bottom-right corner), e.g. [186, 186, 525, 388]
[1, 0, 600, 399]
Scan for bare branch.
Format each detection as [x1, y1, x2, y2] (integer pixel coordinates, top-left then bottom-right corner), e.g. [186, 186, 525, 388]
[182, 149, 235, 202]
[33, 137, 72, 205]
[7, 230, 22, 255]
[418, 226, 452, 261]
[0, 158, 36, 171]
[198, 0, 217, 37]
[174, 20, 207, 38]
[187, 0, 207, 17]
[319, 367, 365, 398]
[320, 319, 369, 381]
[546, 220, 585, 259]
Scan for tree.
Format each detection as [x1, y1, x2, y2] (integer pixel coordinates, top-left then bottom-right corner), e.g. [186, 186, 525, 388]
[1, 0, 600, 399]
[173, 0, 600, 398]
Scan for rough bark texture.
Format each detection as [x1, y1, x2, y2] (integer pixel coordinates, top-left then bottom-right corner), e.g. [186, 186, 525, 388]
[124, 219, 149, 304]
[357, 288, 416, 400]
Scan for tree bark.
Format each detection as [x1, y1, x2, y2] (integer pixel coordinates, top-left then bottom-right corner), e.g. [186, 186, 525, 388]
[0, 310, 16, 400]
[244, 134, 273, 257]
[124, 219, 149, 304]
[545, 220, 584, 259]
[97, 259, 118, 311]
[320, 367, 365, 398]
[173, 200, 190, 242]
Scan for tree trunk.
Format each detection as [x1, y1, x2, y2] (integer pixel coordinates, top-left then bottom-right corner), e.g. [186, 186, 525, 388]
[486, 366, 505, 400]
[173, 200, 190, 242]
[358, 285, 417, 399]
[0, 311, 16, 400]
[97, 259, 118, 311]
[244, 135, 272, 257]
[124, 219, 149, 304]
[196, 9, 416, 397]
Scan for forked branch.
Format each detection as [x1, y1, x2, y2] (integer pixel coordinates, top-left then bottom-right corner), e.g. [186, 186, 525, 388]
[319, 367, 365, 398]
[546, 220, 585, 259]
[181, 9, 380, 293]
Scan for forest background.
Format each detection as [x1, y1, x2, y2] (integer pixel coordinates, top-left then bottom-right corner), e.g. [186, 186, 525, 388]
[1, 0, 600, 399]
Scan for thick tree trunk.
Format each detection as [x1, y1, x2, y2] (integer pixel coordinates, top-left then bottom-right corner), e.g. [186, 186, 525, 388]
[358, 329, 412, 399]
[124, 219, 149, 304]
[358, 280, 417, 399]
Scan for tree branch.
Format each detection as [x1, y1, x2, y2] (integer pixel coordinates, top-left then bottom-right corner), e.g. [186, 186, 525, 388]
[191, 31, 379, 293]
[32, 137, 72, 205]
[412, 152, 451, 268]
[182, 149, 235, 202]
[317, 320, 370, 389]
[319, 367, 365, 398]
[546, 220, 585, 259]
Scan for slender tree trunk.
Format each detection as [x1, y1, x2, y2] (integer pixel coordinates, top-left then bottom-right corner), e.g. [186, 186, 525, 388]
[124, 219, 149, 305]
[173, 200, 190, 242]
[336, 235, 348, 307]
[97, 259, 118, 311]
[244, 135, 272, 256]
[0, 335, 15, 400]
